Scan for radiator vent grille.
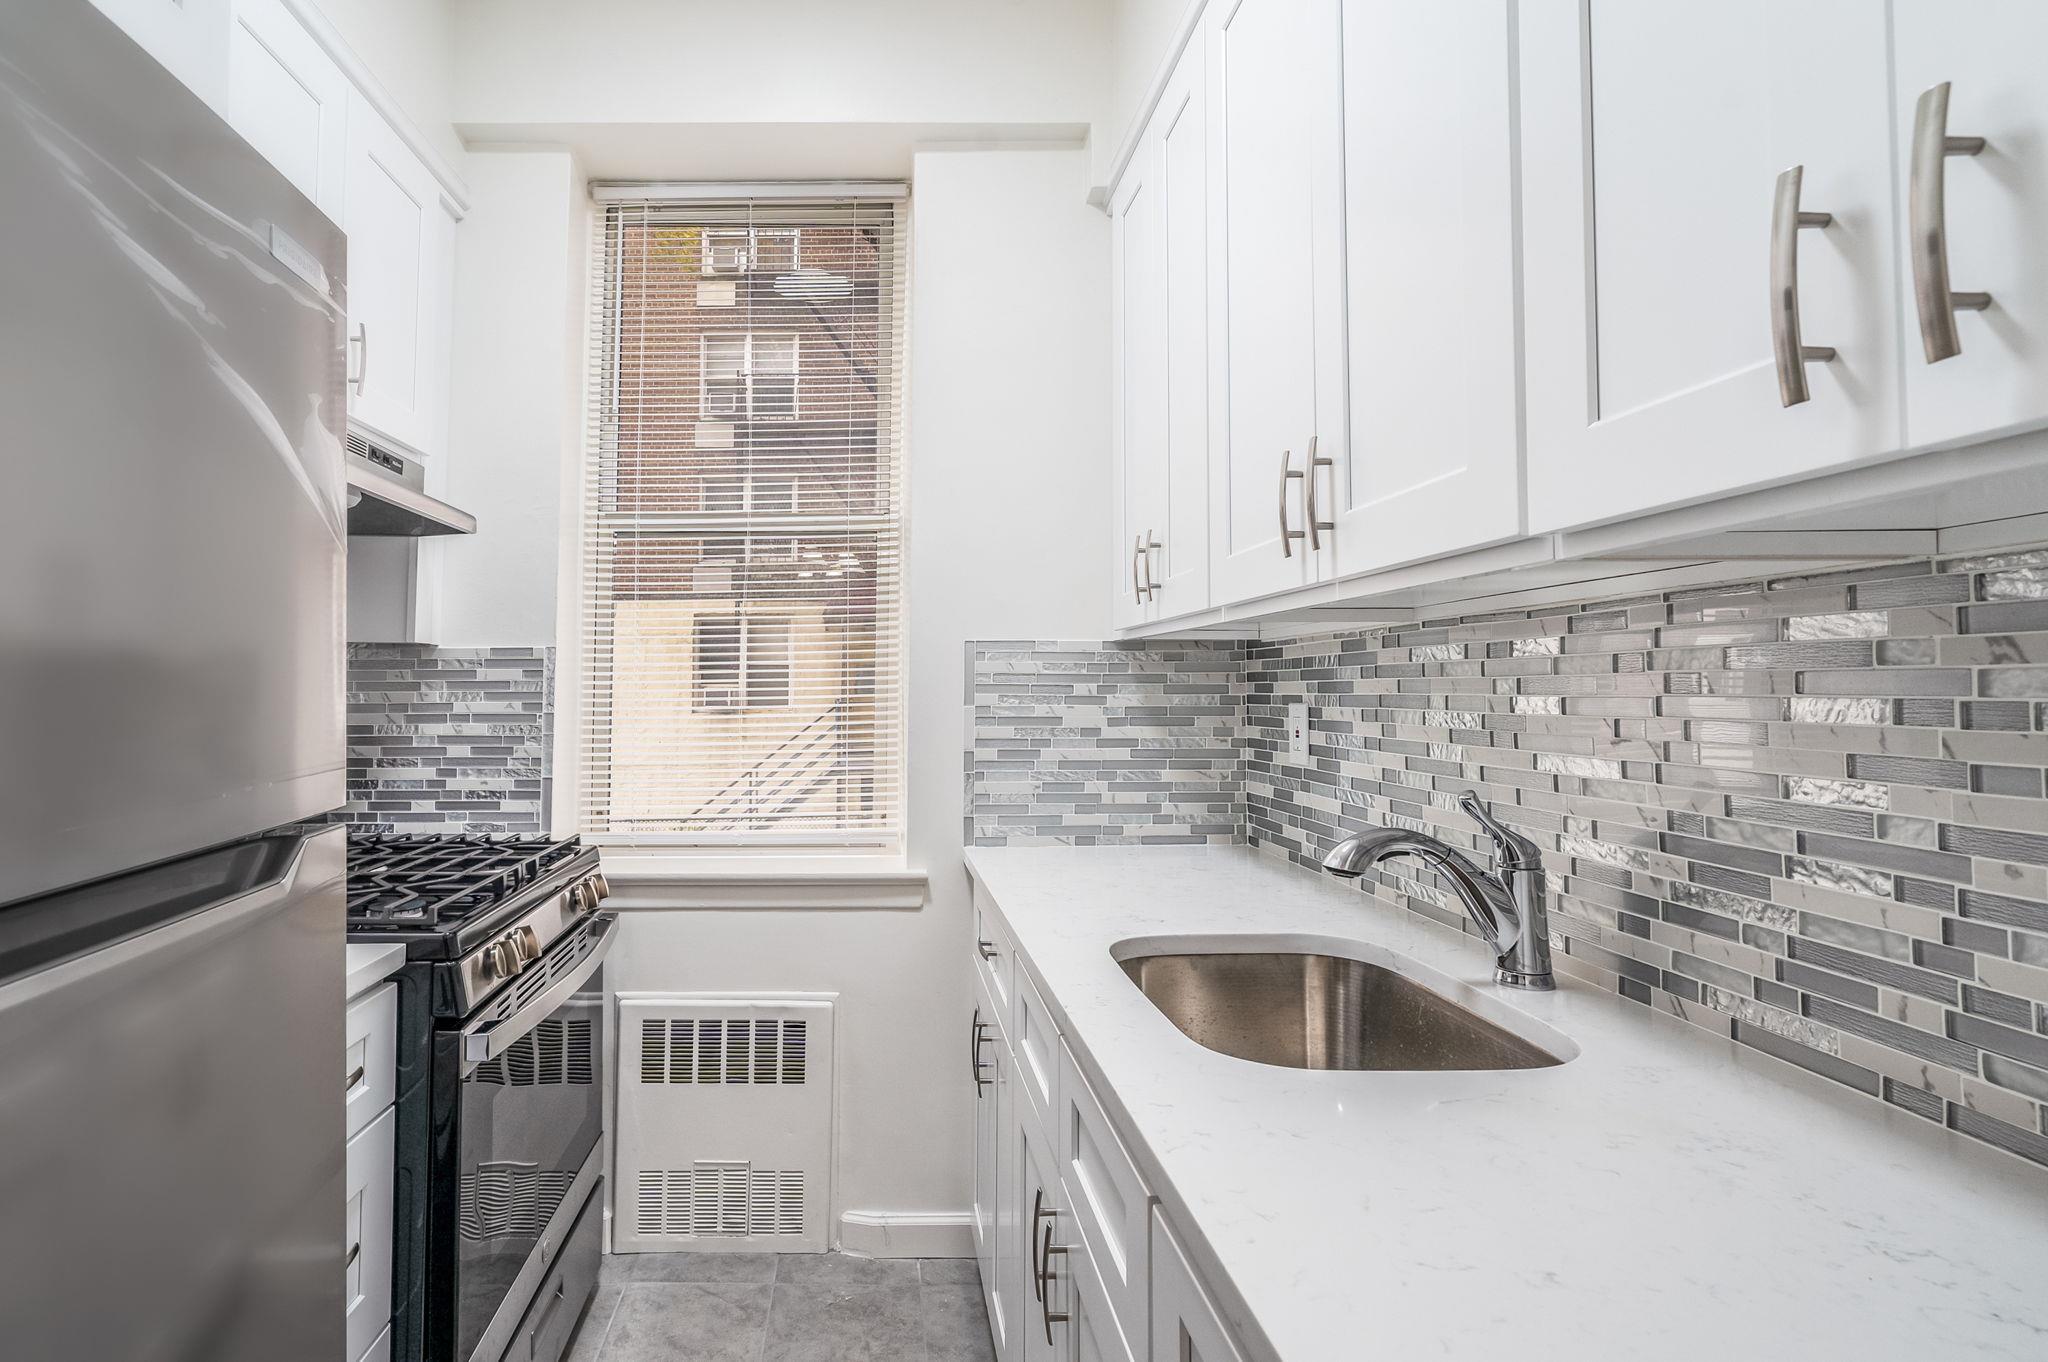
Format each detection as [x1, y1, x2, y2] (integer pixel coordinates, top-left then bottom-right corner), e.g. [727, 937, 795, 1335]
[633, 1164, 806, 1238]
[615, 996, 833, 1253]
[638, 1017, 808, 1085]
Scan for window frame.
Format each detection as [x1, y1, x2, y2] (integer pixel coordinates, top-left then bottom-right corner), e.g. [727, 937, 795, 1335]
[574, 197, 905, 854]
[698, 330, 802, 424]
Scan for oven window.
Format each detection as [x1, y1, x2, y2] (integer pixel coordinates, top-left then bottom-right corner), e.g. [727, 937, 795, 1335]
[454, 960, 604, 1362]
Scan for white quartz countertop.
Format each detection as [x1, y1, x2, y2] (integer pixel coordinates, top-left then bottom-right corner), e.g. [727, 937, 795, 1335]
[964, 845, 2048, 1362]
[345, 942, 406, 1002]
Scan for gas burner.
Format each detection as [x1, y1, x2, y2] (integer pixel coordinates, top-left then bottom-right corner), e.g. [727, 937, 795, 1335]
[346, 833, 584, 930]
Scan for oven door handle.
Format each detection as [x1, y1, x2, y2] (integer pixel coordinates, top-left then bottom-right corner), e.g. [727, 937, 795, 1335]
[462, 914, 618, 1068]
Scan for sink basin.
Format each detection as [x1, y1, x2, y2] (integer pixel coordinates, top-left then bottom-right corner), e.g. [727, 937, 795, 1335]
[1118, 948, 1564, 1072]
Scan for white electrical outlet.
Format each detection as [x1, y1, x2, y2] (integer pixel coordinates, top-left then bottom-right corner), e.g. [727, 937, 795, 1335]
[1286, 703, 1309, 764]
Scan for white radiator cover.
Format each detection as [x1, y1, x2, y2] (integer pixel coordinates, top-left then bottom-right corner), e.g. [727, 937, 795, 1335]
[613, 994, 835, 1253]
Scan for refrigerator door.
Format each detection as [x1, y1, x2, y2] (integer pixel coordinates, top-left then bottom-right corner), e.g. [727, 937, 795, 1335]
[0, 0, 349, 906]
[0, 826, 347, 1362]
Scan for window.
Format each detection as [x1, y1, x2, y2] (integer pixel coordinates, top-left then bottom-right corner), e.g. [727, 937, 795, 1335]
[700, 226, 799, 275]
[699, 332, 800, 422]
[581, 197, 905, 846]
[692, 614, 793, 713]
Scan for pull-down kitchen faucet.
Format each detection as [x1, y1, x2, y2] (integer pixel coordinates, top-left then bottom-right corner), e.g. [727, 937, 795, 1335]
[1321, 792, 1555, 991]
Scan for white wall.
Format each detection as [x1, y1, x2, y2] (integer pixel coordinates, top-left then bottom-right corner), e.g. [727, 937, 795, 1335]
[608, 149, 1108, 1250]
[313, 0, 466, 167]
[450, 0, 1108, 137]
[437, 150, 588, 646]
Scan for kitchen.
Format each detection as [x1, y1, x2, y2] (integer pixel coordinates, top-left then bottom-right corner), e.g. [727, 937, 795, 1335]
[3, 1, 2047, 1361]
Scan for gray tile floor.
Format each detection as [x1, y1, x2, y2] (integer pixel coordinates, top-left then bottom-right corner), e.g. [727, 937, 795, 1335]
[566, 1253, 996, 1362]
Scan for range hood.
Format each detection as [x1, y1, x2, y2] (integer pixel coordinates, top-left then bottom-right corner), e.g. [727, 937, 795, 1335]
[345, 430, 477, 536]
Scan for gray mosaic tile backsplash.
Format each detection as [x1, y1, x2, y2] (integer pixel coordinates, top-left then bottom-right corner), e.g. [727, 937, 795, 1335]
[342, 645, 552, 834]
[966, 641, 1243, 847]
[966, 549, 2048, 1174]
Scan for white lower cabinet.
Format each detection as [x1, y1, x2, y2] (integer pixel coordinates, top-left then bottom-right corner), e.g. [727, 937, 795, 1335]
[1149, 1211, 1244, 1362]
[971, 934, 1245, 1362]
[345, 1105, 396, 1362]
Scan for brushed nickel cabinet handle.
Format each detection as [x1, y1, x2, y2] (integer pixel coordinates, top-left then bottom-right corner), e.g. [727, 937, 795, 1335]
[1131, 534, 1146, 605]
[345, 1241, 361, 1271]
[1141, 530, 1161, 600]
[1770, 165, 1836, 407]
[1037, 1220, 1069, 1342]
[344, 1064, 366, 1093]
[969, 1008, 992, 1092]
[976, 938, 998, 961]
[1304, 434, 1334, 550]
[1278, 449, 1304, 558]
[348, 322, 368, 395]
[1910, 81, 1991, 363]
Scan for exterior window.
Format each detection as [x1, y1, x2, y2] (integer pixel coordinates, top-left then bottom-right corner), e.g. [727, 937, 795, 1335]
[699, 333, 799, 422]
[692, 615, 792, 713]
[581, 200, 904, 846]
[700, 226, 799, 275]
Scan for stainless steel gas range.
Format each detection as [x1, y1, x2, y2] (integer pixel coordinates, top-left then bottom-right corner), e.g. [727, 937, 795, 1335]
[346, 834, 615, 1362]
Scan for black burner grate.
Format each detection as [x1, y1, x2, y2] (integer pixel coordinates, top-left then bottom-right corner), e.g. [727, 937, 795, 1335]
[346, 833, 583, 928]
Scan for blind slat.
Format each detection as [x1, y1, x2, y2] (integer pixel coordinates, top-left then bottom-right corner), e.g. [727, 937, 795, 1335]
[579, 198, 908, 845]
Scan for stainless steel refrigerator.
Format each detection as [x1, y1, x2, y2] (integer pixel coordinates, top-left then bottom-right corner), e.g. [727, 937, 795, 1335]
[0, 2, 351, 1359]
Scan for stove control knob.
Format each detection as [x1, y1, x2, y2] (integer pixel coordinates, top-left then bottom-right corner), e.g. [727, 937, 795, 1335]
[513, 926, 541, 964]
[566, 881, 591, 914]
[481, 941, 514, 981]
[590, 872, 611, 903]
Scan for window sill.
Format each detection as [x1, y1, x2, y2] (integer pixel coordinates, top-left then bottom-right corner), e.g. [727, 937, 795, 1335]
[596, 852, 929, 910]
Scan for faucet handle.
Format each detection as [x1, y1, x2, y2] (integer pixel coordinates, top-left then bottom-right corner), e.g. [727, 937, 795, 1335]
[1457, 791, 1542, 871]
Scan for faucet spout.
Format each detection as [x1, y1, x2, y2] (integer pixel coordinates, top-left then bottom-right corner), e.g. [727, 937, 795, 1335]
[1320, 797, 1555, 991]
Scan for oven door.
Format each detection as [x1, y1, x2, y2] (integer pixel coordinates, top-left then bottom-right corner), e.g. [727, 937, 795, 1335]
[449, 913, 615, 1362]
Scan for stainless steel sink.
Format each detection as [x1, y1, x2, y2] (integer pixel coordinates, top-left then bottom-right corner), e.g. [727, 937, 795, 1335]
[1119, 949, 1564, 1072]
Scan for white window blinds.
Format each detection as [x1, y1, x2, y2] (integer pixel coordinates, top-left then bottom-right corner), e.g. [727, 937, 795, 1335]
[580, 198, 907, 846]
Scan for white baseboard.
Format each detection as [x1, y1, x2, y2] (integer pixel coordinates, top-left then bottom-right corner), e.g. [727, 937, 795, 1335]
[837, 1210, 975, 1258]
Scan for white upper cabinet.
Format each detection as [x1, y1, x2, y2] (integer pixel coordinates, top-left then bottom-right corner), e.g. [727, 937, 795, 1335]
[1205, 0, 1347, 607]
[227, 0, 349, 218]
[1111, 148, 1165, 631]
[89, 0, 231, 111]
[344, 90, 454, 457]
[1893, 1, 2048, 452]
[1329, 0, 1521, 576]
[1150, 50, 1211, 622]
[1112, 40, 1212, 628]
[1520, 0, 1901, 534]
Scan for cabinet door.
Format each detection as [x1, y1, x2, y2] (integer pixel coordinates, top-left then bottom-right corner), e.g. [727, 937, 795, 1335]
[985, 1031, 1021, 1362]
[1521, 0, 1900, 534]
[1893, 1, 2048, 450]
[88, 0, 231, 111]
[1148, 1211, 1243, 1362]
[972, 994, 1000, 1268]
[1111, 142, 1165, 630]
[227, 0, 349, 218]
[1205, 0, 1346, 606]
[344, 91, 438, 453]
[1150, 47, 1211, 621]
[1330, 0, 1520, 575]
[1017, 1113, 1062, 1362]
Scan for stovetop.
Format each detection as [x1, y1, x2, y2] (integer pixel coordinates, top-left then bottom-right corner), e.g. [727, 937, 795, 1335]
[346, 832, 589, 943]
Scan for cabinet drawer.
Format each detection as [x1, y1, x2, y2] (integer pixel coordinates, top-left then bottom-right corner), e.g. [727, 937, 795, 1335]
[1057, 1043, 1150, 1356]
[973, 888, 1016, 1026]
[1149, 1209, 1243, 1362]
[345, 1106, 396, 1362]
[1066, 1228, 1138, 1362]
[345, 981, 397, 1141]
[498, 1180, 603, 1362]
[1012, 968, 1061, 1139]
